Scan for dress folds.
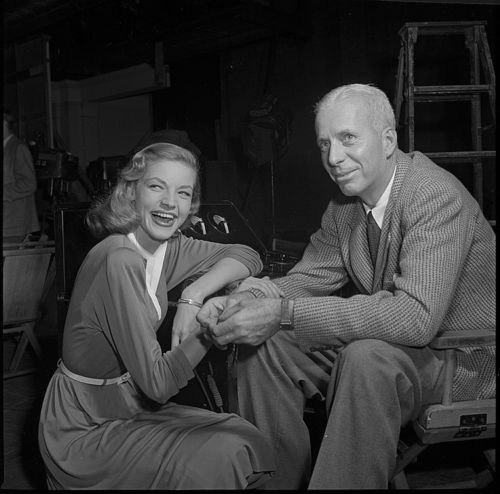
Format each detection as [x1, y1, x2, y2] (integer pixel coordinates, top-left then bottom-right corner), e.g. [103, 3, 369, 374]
[38, 233, 274, 489]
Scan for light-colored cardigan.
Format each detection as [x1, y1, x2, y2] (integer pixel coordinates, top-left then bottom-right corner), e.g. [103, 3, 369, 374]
[275, 149, 496, 400]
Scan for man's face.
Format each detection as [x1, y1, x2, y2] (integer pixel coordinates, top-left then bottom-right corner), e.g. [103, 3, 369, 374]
[315, 97, 395, 206]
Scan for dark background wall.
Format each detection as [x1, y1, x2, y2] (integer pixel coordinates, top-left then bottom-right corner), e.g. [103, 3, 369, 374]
[149, 0, 497, 246]
[4, 0, 497, 247]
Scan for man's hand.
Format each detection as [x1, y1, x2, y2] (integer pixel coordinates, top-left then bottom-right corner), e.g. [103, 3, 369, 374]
[199, 298, 282, 347]
[235, 276, 284, 298]
[234, 276, 285, 298]
[196, 292, 251, 328]
[171, 304, 202, 349]
[196, 292, 254, 349]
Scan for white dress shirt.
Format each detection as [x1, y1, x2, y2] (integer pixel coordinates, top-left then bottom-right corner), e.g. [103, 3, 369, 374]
[362, 167, 397, 228]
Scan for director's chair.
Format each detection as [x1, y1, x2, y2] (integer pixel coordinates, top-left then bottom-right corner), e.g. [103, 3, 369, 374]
[391, 329, 496, 489]
[3, 240, 56, 379]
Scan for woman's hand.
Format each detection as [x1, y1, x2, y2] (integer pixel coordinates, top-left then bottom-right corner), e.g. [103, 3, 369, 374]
[200, 298, 282, 347]
[234, 276, 284, 298]
[171, 303, 202, 349]
[196, 292, 253, 350]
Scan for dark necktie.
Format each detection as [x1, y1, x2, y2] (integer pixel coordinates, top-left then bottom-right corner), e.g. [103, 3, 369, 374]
[367, 211, 381, 267]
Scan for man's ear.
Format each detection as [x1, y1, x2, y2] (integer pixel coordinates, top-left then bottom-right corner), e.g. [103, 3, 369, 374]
[382, 128, 397, 158]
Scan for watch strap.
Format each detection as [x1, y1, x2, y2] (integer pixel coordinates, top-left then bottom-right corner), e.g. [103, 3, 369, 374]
[280, 298, 294, 331]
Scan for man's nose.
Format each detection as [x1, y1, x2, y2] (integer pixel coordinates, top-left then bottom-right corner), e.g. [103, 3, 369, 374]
[328, 140, 344, 166]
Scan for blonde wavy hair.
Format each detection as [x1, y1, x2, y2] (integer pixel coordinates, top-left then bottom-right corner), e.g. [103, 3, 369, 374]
[86, 142, 201, 238]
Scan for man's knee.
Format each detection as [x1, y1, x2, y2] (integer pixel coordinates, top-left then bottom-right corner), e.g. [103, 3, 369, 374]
[333, 339, 416, 389]
[332, 339, 424, 415]
[340, 339, 396, 366]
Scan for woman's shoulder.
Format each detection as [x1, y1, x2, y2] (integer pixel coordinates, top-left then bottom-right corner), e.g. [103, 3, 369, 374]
[89, 234, 143, 265]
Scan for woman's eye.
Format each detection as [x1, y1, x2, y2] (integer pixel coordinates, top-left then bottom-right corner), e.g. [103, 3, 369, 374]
[149, 183, 162, 190]
[179, 190, 192, 198]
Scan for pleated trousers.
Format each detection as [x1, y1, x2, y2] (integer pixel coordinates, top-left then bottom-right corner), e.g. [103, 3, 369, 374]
[233, 333, 446, 490]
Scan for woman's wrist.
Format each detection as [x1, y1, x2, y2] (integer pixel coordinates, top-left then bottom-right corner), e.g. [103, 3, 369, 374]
[180, 287, 204, 305]
[178, 333, 212, 368]
[177, 297, 203, 308]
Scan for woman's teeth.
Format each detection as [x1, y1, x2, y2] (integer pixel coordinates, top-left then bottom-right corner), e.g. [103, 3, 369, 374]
[152, 211, 176, 225]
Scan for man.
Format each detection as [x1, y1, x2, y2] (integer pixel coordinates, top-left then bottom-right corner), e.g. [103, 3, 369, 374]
[197, 84, 496, 489]
[3, 109, 40, 242]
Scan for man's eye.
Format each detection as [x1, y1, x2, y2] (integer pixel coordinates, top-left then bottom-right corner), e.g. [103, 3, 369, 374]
[318, 141, 329, 152]
[342, 134, 356, 144]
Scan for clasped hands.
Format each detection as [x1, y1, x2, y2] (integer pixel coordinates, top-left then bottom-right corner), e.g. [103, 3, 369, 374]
[198, 276, 284, 348]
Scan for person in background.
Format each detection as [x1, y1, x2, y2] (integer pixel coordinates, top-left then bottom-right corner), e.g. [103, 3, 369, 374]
[3, 109, 40, 242]
[198, 83, 496, 489]
[38, 142, 275, 490]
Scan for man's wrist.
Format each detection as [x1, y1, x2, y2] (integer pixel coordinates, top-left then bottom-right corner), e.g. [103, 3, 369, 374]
[279, 298, 294, 331]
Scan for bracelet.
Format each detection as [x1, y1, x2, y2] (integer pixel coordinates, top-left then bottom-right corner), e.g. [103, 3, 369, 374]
[177, 298, 203, 308]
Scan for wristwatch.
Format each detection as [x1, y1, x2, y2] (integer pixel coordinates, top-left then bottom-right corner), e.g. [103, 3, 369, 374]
[279, 298, 294, 331]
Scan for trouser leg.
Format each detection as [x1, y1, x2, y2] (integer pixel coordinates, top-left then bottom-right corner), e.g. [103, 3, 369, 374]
[234, 331, 332, 490]
[308, 339, 446, 490]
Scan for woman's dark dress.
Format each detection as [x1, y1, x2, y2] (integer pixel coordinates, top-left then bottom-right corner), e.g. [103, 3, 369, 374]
[38, 233, 275, 489]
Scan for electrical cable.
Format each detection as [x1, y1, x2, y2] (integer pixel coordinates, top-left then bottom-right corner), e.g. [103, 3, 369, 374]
[207, 361, 224, 413]
[193, 369, 216, 412]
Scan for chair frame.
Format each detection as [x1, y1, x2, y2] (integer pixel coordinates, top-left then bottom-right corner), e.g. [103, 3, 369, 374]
[3, 241, 55, 379]
[391, 329, 496, 489]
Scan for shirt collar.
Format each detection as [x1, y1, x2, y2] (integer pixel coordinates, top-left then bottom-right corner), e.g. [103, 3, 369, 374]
[127, 232, 166, 259]
[362, 165, 397, 228]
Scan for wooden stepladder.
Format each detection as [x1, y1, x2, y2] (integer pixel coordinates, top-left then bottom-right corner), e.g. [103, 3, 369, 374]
[394, 21, 496, 224]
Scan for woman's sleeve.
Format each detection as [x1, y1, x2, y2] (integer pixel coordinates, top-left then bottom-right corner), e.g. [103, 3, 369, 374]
[104, 247, 194, 403]
[165, 234, 263, 290]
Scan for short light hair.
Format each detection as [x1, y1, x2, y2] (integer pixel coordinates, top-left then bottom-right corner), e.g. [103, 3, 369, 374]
[86, 142, 201, 238]
[314, 83, 396, 134]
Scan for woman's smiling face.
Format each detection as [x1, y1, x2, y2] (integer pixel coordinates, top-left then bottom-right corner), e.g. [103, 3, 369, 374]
[131, 159, 197, 253]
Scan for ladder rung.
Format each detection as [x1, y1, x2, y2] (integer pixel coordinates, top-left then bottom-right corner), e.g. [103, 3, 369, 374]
[414, 85, 490, 95]
[399, 21, 488, 36]
[425, 151, 496, 162]
[414, 94, 476, 103]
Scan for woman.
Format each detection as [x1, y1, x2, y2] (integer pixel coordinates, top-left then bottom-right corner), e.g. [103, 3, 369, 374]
[38, 142, 275, 489]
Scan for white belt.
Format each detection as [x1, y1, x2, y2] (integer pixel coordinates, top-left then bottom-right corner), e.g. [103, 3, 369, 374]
[58, 359, 131, 386]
